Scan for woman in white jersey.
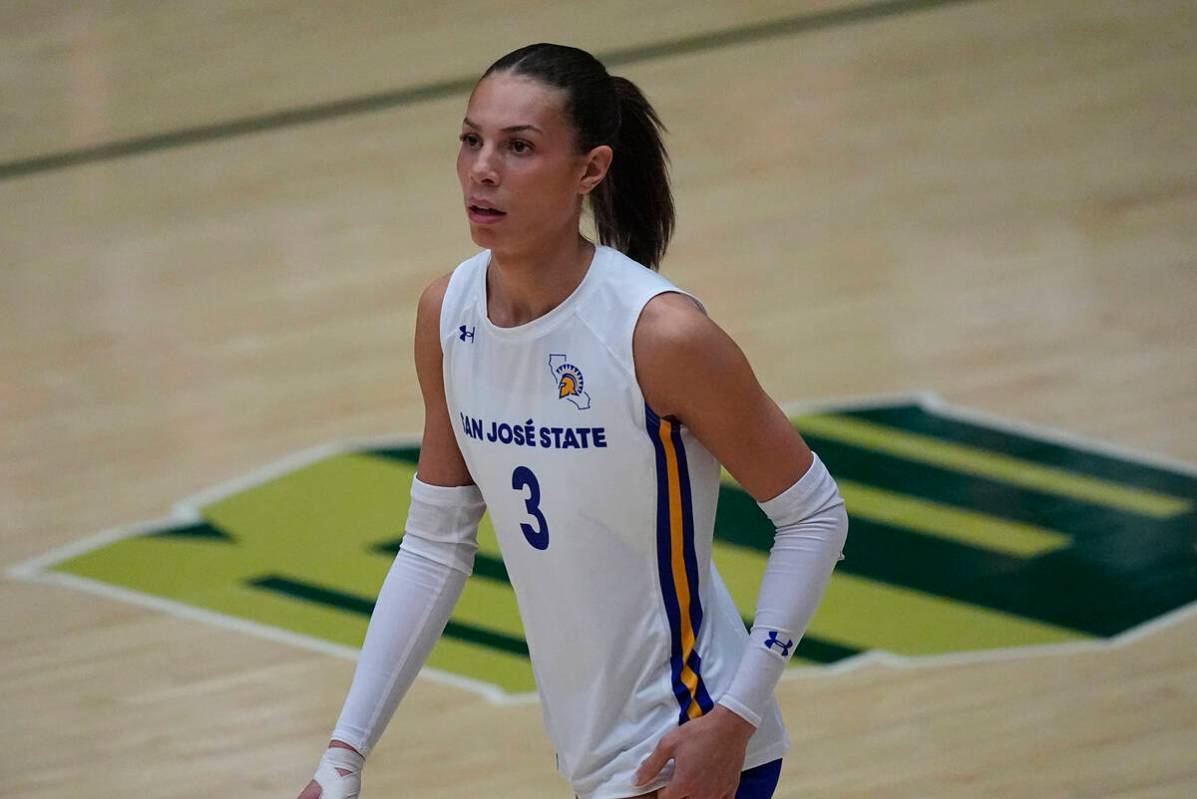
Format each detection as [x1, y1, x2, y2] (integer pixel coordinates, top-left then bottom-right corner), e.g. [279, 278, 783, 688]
[299, 43, 848, 799]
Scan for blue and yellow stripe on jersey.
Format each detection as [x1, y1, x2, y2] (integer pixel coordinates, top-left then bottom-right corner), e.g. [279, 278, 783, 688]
[646, 405, 715, 724]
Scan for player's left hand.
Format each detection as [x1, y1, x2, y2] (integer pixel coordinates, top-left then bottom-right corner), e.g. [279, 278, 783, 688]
[633, 704, 757, 799]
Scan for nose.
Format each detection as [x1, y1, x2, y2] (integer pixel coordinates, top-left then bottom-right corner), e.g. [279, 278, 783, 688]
[470, 143, 499, 186]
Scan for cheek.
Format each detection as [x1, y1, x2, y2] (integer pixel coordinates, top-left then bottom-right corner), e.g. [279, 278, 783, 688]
[513, 160, 578, 207]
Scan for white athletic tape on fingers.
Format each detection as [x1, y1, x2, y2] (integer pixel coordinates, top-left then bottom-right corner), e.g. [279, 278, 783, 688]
[313, 747, 364, 799]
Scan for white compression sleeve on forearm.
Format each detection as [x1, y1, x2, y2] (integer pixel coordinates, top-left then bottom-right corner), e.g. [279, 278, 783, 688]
[329, 477, 485, 757]
[717, 452, 848, 727]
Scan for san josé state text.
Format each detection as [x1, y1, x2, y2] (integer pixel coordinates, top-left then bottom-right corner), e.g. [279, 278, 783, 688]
[460, 413, 608, 449]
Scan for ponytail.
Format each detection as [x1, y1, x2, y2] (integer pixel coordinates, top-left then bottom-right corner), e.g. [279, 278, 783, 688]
[480, 43, 675, 270]
[591, 77, 674, 271]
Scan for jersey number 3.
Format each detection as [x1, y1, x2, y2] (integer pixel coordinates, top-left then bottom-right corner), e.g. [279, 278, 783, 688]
[511, 465, 550, 550]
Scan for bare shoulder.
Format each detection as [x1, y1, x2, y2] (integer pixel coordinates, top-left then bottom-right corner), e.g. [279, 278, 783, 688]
[416, 273, 454, 327]
[414, 272, 455, 372]
[412, 272, 475, 485]
[635, 291, 716, 353]
[635, 291, 741, 366]
[634, 291, 748, 418]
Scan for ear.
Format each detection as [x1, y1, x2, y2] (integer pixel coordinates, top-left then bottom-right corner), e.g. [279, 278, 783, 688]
[578, 144, 614, 195]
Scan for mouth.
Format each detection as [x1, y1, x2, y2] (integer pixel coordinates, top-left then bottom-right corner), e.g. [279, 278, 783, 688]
[467, 203, 507, 224]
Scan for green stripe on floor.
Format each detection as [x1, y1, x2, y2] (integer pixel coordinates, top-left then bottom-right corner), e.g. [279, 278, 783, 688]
[838, 480, 1071, 556]
[796, 414, 1191, 518]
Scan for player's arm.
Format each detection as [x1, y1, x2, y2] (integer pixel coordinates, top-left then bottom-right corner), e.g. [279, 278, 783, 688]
[631, 292, 848, 798]
[411, 274, 475, 487]
[299, 276, 484, 799]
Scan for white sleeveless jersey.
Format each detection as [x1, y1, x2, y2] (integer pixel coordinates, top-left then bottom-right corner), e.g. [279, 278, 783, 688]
[439, 244, 789, 799]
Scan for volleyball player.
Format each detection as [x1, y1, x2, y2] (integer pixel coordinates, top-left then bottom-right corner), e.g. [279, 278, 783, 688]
[299, 42, 847, 799]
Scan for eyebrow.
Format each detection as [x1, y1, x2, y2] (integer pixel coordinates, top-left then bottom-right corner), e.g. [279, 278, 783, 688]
[462, 117, 543, 134]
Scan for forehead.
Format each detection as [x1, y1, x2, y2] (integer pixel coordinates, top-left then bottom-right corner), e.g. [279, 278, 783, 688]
[464, 72, 570, 133]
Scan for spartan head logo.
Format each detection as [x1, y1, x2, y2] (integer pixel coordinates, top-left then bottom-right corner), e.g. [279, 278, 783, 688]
[548, 353, 591, 410]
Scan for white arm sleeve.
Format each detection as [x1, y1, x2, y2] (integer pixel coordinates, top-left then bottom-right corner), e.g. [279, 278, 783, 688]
[717, 452, 848, 728]
[328, 476, 485, 757]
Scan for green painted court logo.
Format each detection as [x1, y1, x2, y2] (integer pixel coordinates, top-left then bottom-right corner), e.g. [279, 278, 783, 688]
[13, 397, 1197, 699]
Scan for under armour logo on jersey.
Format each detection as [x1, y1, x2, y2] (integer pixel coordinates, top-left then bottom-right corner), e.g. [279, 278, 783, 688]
[458, 324, 476, 342]
[548, 353, 590, 410]
[764, 630, 794, 658]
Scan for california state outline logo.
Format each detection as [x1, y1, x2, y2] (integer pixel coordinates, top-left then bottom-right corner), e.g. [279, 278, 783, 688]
[549, 353, 590, 410]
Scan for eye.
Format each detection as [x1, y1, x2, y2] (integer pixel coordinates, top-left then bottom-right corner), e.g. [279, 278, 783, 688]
[458, 133, 479, 147]
[510, 139, 532, 154]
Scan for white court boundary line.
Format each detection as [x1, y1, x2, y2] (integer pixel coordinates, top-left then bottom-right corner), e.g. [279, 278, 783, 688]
[7, 391, 1196, 703]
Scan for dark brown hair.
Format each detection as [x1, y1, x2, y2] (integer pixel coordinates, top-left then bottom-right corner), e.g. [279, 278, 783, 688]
[481, 43, 674, 271]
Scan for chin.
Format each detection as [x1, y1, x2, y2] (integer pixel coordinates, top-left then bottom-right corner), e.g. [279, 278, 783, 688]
[468, 227, 495, 248]
[467, 221, 512, 247]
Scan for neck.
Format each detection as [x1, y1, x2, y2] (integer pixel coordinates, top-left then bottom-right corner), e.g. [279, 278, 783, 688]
[486, 231, 596, 327]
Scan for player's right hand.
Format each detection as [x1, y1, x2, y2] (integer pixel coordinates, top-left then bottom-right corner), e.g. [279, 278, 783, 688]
[297, 746, 364, 799]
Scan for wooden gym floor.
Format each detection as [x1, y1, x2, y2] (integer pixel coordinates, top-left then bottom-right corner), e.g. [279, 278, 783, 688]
[2, 1, 1195, 796]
